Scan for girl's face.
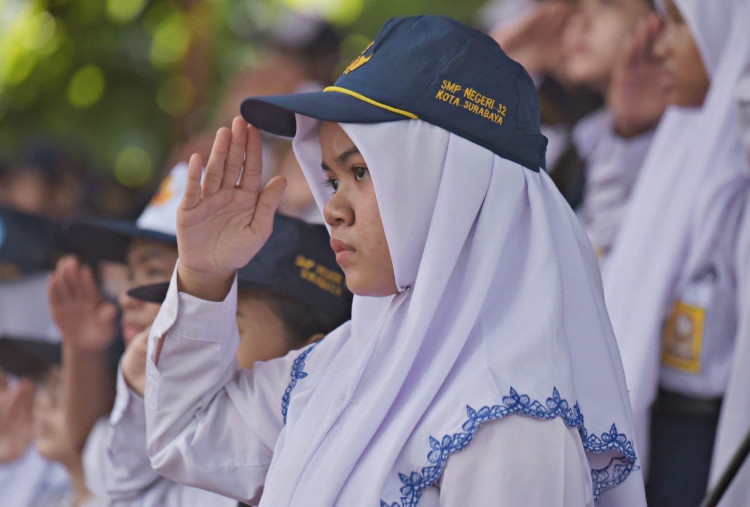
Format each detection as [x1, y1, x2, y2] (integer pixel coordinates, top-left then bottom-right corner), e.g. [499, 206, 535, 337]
[235, 290, 293, 369]
[653, 0, 710, 107]
[563, 0, 652, 90]
[319, 122, 397, 297]
[118, 240, 178, 345]
[32, 367, 74, 465]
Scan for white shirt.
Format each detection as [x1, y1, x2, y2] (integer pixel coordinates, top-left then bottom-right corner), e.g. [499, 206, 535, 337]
[83, 370, 236, 506]
[144, 273, 594, 506]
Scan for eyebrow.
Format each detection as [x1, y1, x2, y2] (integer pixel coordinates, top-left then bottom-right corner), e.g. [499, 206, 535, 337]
[321, 146, 361, 171]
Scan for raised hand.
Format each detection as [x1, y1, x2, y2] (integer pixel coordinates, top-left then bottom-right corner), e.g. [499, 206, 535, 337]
[48, 256, 118, 351]
[0, 371, 35, 463]
[121, 326, 149, 397]
[608, 13, 668, 139]
[490, 1, 573, 77]
[176, 116, 286, 301]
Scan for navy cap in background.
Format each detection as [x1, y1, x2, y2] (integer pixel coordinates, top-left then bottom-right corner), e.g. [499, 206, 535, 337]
[0, 206, 62, 280]
[0, 337, 61, 381]
[241, 15, 547, 171]
[128, 214, 352, 327]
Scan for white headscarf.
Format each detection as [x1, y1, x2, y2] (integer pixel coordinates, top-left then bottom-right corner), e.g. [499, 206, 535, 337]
[708, 62, 750, 503]
[602, 0, 750, 464]
[255, 116, 645, 505]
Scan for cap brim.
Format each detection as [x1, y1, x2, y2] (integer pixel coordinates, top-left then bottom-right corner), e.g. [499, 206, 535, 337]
[240, 91, 405, 136]
[127, 282, 169, 304]
[64, 218, 176, 264]
[0, 337, 61, 380]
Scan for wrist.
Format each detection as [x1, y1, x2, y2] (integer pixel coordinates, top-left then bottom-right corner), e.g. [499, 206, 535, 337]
[176, 263, 234, 302]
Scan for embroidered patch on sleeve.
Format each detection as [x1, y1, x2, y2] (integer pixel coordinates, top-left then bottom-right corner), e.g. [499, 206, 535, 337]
[661, 301, 704, 373]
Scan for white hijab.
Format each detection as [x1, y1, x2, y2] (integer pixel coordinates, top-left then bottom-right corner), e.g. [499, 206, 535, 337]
[709, 63, 750, 503]
[256, 117, 645, 505]
[602, 0, 750, 465]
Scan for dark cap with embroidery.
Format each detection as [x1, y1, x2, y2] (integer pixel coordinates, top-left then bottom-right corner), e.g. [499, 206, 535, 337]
[128, 214, 352, 327]
[241, 15, 547, 171]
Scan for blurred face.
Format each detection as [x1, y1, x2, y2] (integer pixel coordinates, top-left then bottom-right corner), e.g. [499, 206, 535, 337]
[234, 290, 291, 369]
[32, 367, 74, 464]
[118, 240, 178, 345]
[319, 122, 397, 297]
[0, 170, 50, 215]
[653, 0, 710, 107]
[563, 0, 652, 90]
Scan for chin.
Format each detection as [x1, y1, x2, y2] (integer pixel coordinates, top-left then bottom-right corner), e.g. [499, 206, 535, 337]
[344, 275, 398, 298]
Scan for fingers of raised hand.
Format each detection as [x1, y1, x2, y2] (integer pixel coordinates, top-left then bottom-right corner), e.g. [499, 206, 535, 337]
[238, 123, 263, 193]
[203, 127, 231, 197]
[182, 153, 204, 211]
[248, 175, 287, 243]
[222, 116, 249, 190]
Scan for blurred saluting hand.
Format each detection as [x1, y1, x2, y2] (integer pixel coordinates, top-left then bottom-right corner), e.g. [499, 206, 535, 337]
[176, 116, 286, 301]
[0, 371, 35, 463]
[47, 256, 118, 351]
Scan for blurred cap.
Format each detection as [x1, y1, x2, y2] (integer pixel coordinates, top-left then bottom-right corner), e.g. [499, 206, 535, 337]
[63, 163, 187, 263]
[241, 15, 547, 171]
[0, 206, 62, 280]
[128, 214, 352, 325]
[0, 337, 61, 381]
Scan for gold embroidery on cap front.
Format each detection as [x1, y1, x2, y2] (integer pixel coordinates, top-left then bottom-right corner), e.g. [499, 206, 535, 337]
[434, 80, 508, 125]
[295, 255, 343, 296]
[343, 41, 374, 74]
[661, 301, 704, 373]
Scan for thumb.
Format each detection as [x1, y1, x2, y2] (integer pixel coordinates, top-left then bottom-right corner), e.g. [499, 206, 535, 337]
[249, 176, 287, 241]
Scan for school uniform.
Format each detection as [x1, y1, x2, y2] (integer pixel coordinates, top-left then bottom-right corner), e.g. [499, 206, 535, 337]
[601, 0, 750, 503]
[708, 71, 750, 506]
[145, 16, 644, 506]
[82, 368, 237, 506]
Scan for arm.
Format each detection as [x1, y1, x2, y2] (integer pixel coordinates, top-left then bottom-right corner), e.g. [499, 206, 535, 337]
[48, 257, 118, 453]
[145, 268, 292, 502]
[145, 117, 288, 502]
[437, 416, 594, 506]
[0, 371, 35, 464]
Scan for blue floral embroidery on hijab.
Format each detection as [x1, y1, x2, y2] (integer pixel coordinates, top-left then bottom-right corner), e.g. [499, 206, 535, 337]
[381, 387, 637, 506]
[281, 342, 319, 425]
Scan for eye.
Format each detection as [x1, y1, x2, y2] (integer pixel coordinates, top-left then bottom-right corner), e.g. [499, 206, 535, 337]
[353, 166, 369, 182]
[147, 267, 167, 279]
[323, 177, 339, 192]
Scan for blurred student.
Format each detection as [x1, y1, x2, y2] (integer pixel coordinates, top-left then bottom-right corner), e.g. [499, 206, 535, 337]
[708, 62, 750, 506]
[562, 0, 666, 259]
[48, 166, 184, 502]
[601, 0, 750, 504]
[0, 207, 71, 506]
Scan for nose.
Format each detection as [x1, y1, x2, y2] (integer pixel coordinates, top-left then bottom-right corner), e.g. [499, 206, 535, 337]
[652, 21, 669, 61]
[324, 190, 354, 228]
[118, 285, 141, 313]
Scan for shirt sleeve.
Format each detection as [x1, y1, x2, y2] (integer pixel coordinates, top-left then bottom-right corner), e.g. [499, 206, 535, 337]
[101, 367, 162, 502]
[433, 416, 594, 507]
[144, 264, 294, 504]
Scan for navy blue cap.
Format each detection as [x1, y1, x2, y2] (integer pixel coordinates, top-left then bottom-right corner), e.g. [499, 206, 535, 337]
[0, 206, 62, 280]
[128, 214, 352, 326]
[0, 337, 61, 381]
[241, 15, 547, 171]
[62, 216, 176, 264]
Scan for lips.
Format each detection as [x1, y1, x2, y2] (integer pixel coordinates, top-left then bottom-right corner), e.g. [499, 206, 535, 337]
[122, 323, 145, 343]
[330, 238, 356, 265]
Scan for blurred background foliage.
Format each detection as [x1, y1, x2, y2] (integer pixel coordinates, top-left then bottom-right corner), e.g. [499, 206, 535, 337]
[0, 0, 486, 205]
